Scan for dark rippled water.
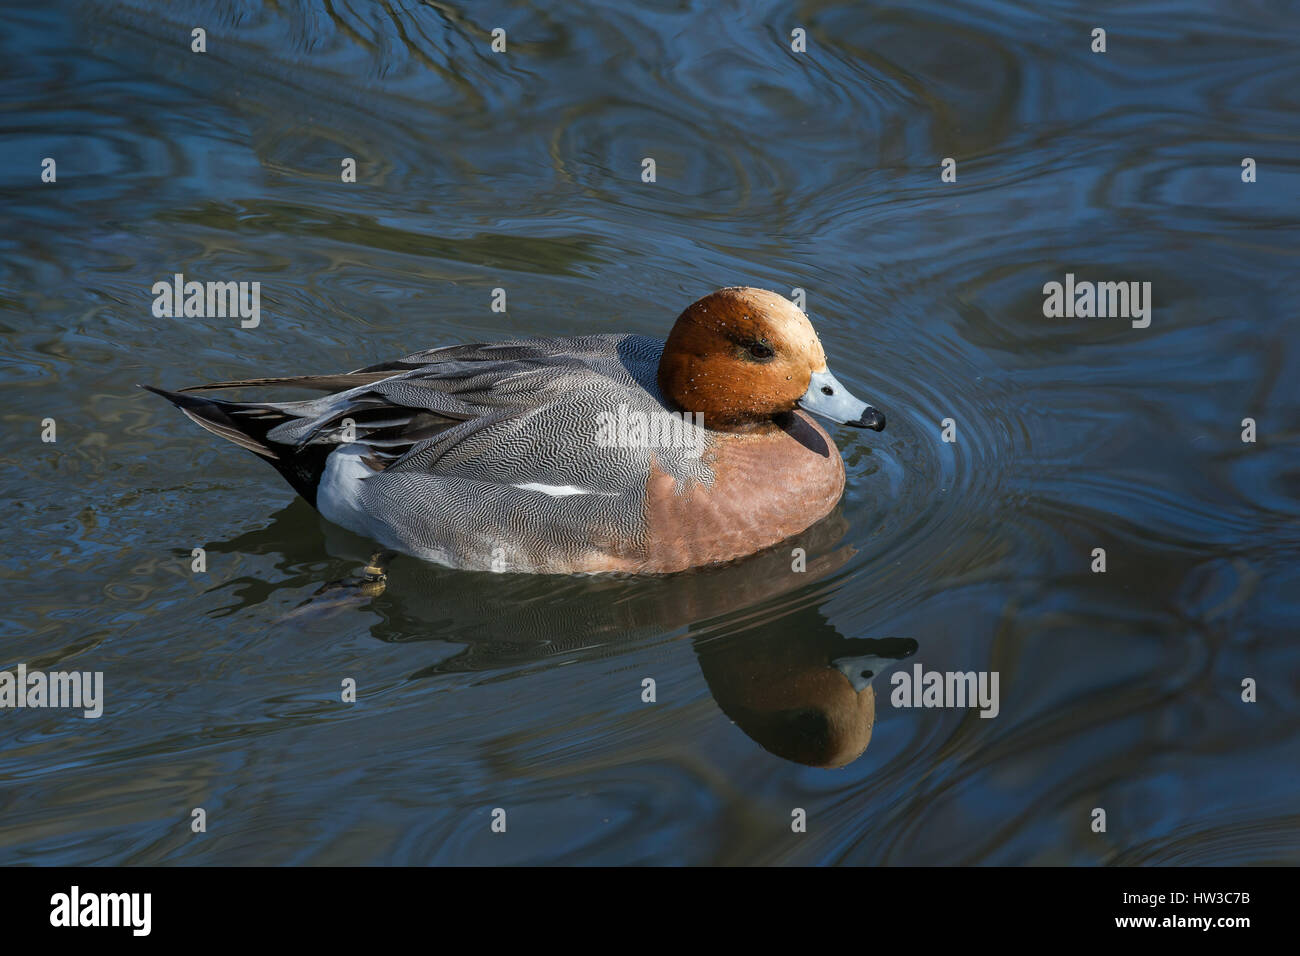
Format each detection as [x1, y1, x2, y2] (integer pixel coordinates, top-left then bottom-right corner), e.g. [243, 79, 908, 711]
[2, 0, 1298, 865]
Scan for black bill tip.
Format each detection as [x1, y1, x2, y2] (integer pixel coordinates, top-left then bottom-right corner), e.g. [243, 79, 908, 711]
[851, 408, 886, 431]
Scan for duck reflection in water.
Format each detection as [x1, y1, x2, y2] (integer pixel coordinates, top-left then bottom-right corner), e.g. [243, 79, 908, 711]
[201, 501, 916, 769]
[698, 627, 917, 769]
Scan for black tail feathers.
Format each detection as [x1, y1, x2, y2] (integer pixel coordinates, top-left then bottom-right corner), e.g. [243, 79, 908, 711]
[141, 385, 331, 506]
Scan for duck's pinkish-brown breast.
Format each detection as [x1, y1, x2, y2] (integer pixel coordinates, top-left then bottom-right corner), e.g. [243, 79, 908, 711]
[640, 410, 845, 573]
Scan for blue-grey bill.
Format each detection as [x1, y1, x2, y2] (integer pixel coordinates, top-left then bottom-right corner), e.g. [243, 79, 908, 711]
[797, 368, 886, 430]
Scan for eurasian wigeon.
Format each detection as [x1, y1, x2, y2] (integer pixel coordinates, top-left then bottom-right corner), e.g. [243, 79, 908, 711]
[145, 286, 886, 574]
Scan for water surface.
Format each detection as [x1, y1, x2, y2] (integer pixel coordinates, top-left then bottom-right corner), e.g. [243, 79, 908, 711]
[1, 0, 1298, 864]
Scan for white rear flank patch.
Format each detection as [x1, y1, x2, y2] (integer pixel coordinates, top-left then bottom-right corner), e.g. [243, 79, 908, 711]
[317, 443, 381, 537]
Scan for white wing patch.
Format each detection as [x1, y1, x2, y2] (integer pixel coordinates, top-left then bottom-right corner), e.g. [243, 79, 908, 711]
[513, 481, 609, 497]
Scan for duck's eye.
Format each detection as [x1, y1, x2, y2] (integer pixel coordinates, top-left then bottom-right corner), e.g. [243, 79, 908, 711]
[748, 342, 775, 361]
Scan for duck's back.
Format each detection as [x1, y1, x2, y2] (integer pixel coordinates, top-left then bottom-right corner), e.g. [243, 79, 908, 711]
[316, 332, 720, 572]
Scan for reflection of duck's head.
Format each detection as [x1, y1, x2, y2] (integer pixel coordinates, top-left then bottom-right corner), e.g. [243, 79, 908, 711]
[707, 660, 876, 768]
[697, 622, 917, 769]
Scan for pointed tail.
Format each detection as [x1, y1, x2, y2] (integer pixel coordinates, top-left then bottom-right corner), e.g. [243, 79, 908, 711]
[141, 385, 332, 506]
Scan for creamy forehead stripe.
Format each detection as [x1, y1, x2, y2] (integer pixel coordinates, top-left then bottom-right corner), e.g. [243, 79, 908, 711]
[759, 298, 824, 357]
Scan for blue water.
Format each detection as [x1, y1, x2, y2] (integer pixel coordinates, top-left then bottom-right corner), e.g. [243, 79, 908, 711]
[1, 0, 1298, 864]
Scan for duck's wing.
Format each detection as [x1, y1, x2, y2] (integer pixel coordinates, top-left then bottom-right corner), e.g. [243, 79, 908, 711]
[271, 337, 655, 473]
[147, 333, 696, 498]
[148, 334, 723, 570]
[339, 336, 718, 571]
[174, 337, 633, 396]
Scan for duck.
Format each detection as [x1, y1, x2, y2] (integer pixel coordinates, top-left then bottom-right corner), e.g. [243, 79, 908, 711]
[144, 286, 885, 574]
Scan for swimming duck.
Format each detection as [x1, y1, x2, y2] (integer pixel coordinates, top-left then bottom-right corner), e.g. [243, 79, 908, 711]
[145, 286, 885, 574]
